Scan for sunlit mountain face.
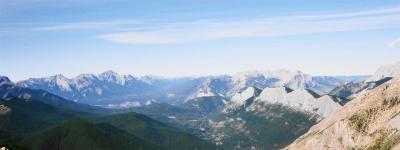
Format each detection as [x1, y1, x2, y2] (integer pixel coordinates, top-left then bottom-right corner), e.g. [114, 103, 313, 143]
[1, 0, 400, 149]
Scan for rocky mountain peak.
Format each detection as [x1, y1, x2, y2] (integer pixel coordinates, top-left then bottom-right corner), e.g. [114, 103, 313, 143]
[0, 76, 13, 86]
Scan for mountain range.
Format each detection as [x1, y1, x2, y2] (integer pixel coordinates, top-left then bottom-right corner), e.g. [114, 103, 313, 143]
[17, 69, 368, 106]
[1, 62, 399, 149]
[0, 77, 216, 149]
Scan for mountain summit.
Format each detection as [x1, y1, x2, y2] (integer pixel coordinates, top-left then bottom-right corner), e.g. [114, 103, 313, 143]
[0, 76, 13, 86]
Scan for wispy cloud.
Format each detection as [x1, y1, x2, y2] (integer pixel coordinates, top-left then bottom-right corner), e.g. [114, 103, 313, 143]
[98, 32, 179, 44]
[34, 22, 117, 31]
[387, 38, 400, 48]
[293, 6, 400, 20]
[0, 0, 123, 12]
[35, 6, 400, 44]
[33, 20, 156, 31]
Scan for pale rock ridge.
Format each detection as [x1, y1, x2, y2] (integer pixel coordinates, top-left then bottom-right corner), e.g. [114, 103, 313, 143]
[223, 87, 260, 112]
[230, 87, 257, 106]
[286, 78, 400, 150]
[254, 87, 342, 118]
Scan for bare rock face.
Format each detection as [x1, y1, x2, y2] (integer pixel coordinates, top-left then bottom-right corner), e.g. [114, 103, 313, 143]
[285, 78, 400, 150]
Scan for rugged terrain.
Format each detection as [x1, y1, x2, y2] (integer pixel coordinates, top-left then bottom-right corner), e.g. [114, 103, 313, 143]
[286, 78, 400, 150]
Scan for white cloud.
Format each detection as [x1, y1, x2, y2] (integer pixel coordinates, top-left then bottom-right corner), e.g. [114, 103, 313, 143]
[97, 13, 400, 44]
[33, 20, 144, 31]
[35, 22, 114, 31]
[292, 6, 400, 20]
[387, 38, 400, 48]
[34, 6, 400, 45]
[98, 32, 179, 44]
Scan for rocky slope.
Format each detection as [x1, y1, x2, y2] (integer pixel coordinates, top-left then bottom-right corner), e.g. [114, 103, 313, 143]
[285, 78, 400, 150]
[253, 87, 343, 118]
[222, 86, 344, 119]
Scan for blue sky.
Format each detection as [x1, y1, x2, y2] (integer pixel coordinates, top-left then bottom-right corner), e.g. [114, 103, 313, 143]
[1, 0, 400, 81]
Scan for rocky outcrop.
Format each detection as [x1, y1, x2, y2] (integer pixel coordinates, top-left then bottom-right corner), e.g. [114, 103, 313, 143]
[286, 78, 400, 150]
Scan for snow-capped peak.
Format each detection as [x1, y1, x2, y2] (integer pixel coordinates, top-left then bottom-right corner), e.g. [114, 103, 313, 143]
[368, 62, 400, 81]
[0, 76, 13, 86]
[99, 70, 120, 79]
[186, 76, 230, 100]
[98, 70, 126, 85]
[71, 74, 97, 90]
[52, 74, 72, 91]
[232, 69, 309, 83]
[229, 69, 312, 95]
